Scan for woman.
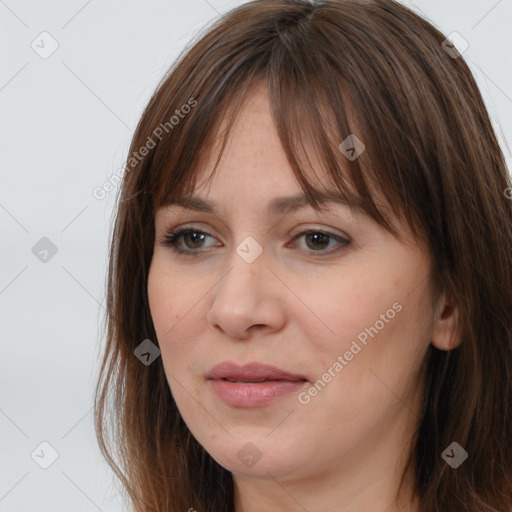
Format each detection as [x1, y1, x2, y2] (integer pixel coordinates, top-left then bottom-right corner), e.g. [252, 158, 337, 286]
[94, 0, 512, 510]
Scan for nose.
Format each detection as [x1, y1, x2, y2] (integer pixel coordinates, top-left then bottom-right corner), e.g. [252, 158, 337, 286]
[206, 247, 287, 339]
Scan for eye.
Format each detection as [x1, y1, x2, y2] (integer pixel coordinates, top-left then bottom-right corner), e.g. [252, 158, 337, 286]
[158, 225, 351, 257]
[289, 230, 351, 255]
[159, 226, 219, 254]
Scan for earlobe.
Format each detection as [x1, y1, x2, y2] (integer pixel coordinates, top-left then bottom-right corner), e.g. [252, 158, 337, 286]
[430, 295, 463, 351]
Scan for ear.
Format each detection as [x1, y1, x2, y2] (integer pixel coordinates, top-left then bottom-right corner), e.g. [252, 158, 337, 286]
[430, 293, 462, 351]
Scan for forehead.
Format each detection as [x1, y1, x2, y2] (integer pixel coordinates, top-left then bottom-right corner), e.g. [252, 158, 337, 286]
[157, 91, 369, 219]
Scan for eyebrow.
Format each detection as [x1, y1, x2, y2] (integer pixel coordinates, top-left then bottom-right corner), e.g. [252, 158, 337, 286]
[164, 191, 365, 217]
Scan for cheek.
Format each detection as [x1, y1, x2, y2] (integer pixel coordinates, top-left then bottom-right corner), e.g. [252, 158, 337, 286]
[300, 265, 428, 385]
[295, 270, 396, 356]
[148, 255, 195, 332]
[147, 260, 179, 358]
[147, 257, 206, 373]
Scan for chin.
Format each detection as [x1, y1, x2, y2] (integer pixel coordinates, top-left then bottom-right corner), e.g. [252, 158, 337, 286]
[204, 435, 304, 480]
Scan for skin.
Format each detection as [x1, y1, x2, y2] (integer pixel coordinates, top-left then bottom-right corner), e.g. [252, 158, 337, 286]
[147, 81, 461, 512]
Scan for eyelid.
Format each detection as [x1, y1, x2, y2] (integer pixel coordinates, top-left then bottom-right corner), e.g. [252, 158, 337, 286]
[289, 224, 349, 239]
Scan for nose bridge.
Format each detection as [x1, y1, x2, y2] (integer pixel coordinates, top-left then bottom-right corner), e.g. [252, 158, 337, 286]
[218, 235, 267, 304]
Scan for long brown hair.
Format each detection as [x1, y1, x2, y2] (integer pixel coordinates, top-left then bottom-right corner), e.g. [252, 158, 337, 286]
[94, 1, 512, 510]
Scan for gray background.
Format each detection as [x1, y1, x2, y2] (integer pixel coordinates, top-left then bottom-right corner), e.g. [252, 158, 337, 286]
[1, 0, 511, 510]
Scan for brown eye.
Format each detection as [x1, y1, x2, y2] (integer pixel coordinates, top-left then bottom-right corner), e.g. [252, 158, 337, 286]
[304, 232, 331, 251]
[290, 230, 351, 256]
[160, 227, 217, 254]
[180, 231, 207, 249]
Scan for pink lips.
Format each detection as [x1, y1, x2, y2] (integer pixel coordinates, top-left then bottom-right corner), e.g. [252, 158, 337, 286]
[207, 361, 308, 407]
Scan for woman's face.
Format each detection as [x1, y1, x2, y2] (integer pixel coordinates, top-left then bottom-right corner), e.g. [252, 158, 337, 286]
[147, 84, 445, 493]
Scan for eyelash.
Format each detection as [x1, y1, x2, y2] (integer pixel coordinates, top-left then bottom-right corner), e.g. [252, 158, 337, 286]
[158, 225, 351, 257]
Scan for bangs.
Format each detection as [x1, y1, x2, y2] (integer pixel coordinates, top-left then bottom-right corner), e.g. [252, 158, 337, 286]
[151, 72, 404, 242]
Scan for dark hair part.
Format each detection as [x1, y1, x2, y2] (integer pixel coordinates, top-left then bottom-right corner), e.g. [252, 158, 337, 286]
[94, 0, 512, 510]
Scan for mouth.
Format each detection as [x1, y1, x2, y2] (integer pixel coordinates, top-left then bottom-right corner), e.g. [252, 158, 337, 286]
[206, 361, 308, 382]
[207, 361, 308, 407]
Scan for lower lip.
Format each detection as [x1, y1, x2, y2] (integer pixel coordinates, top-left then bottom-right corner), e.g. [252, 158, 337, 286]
[209, 379, 307, 407]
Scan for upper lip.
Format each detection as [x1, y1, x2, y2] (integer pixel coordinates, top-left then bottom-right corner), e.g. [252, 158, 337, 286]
[207, 361, 308, 382]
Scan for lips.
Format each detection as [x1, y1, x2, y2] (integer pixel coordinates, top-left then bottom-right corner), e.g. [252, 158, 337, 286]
[207, 361, 309, 407]
[206, 361, 308, 383]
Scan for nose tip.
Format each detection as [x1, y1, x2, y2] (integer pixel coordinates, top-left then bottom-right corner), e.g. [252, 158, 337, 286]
[206, 255, 285, 339]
